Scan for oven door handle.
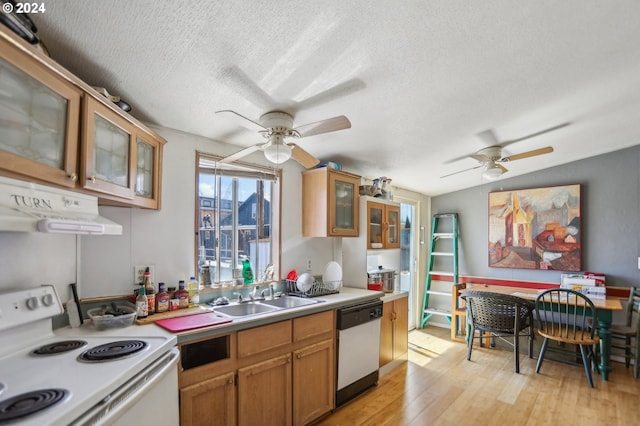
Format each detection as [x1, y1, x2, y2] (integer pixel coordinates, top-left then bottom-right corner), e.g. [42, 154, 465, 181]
[70, 348, 180, 425]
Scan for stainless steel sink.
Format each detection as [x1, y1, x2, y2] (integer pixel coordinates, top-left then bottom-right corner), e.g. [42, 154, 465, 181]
[214, 302, 280, 317]
[260, 296, 320, 309]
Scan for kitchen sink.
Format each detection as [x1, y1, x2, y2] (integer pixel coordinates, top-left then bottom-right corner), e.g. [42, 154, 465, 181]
[214, 302, 280, 317]
[260, 296, 321, 309]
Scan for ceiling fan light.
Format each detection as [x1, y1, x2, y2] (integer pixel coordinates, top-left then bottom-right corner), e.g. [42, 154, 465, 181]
[263, 141, 292, 164]
[482, 165, 503, 181]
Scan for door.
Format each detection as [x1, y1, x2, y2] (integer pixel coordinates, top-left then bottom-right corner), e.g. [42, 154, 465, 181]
[400, 201, 417, 330]
[293, 339, 334, 425]
[179, 372, 236, 426]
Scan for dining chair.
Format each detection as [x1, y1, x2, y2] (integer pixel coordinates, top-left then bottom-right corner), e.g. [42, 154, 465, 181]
[609, 287, 640, 379]
[461, 291, 535, 373]
[535, 288, 600, 387]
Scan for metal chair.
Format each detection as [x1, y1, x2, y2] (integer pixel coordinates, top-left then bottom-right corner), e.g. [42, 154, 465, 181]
[461, 291, 535, 373]
[535, 288, 600, 387]
[609, 287, 640, 378]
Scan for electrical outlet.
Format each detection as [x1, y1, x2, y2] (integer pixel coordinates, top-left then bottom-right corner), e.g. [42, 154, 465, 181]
[133, 265, 154, 285]
[306, 258, 312, 272]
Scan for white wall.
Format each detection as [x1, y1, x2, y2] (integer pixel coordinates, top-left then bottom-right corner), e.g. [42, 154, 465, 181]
[0, 126, 334, 300]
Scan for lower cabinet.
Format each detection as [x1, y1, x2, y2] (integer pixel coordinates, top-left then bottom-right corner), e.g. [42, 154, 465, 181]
[180, 372, 236, 426]
[380, 295, 409, 369]
[178, 310, 335, 426]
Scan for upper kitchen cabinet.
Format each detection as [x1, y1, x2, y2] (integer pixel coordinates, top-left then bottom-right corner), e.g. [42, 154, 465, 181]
[302, 167, 360, 237]
[0, 34, 81, 188]
[81, 96, 164, 209]
[0, 28, 166, 209]
[367, 200, 400, 249]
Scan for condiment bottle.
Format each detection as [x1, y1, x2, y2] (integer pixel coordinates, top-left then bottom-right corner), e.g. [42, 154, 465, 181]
[155, 282, 170, 313]
[136, 283, 148, 319]
[187, 276, 200, 305]
[143, 269, 156, 315]
[242, 259, 254, 285]
[176, 280, 189, 309]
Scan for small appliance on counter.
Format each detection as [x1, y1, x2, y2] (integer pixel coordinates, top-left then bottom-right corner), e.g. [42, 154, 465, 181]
[367, 266, 397, 292]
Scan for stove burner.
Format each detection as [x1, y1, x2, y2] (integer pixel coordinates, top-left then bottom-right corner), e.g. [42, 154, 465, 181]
[0, 389, 68, 422]
[0, 383, 4, 397]
[32, 340, 88, 356]
[78, 340, 148, 362]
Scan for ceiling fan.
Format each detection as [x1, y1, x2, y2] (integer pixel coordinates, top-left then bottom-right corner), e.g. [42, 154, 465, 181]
[215, 110, 351, 168]
[441, 123, 570, 180]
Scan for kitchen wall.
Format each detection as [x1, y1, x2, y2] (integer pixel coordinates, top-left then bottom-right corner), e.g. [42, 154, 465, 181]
[431, 145, 640, 288]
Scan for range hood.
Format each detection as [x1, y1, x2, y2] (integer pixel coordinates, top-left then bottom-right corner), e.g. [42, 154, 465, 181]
[0, 176, 123, 235]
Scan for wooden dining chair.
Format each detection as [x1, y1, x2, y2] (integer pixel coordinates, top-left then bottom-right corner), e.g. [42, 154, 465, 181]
[609, 287, 640, 379]
[461, 291, 535, 373]
[535, 288, 600, 387]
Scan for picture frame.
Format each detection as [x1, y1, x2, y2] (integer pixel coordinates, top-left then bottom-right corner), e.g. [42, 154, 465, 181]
[488, 184, 581, 271]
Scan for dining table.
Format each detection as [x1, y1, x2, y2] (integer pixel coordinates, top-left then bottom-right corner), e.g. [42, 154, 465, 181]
[467, 284, 623, 381]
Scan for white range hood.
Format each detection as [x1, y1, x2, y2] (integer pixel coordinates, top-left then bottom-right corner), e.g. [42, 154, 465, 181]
[0, 176, 123, 235]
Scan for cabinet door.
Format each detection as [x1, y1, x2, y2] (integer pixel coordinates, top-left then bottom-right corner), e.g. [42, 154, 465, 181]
[367, 201, 385, 249]
[385, 204, 401, 249]
[379, 301, 394, 367]
[133, 133, 162, 208]
[81, 96, 135, 199]
[0, 39, 81, 187]
[180, 372, 236, 426]
[237, 354, 292, 426]
[392, 298, 409, 358]
[293, 339, 335, 426]
[328, 171, 359, 237]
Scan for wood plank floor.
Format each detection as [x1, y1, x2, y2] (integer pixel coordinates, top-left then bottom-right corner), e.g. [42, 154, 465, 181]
[317, 326, 639, 426]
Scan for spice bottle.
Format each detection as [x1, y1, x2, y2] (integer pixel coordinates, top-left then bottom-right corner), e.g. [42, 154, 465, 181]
[155, 282, 170, 313]
[136, 283, 148, 319]
[143, 269, 155, 315]
[176, 280, 189, 309]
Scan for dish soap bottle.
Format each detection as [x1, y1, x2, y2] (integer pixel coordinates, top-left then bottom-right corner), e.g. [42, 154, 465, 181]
[136, 283, 148, 319]
[242, 259, 254, 285]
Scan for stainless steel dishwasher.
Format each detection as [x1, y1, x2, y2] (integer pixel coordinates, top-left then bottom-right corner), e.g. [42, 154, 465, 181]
[336, 299, 384, 407]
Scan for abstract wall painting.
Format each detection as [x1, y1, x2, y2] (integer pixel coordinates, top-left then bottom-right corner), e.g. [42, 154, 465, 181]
[488, 184, 581, 271]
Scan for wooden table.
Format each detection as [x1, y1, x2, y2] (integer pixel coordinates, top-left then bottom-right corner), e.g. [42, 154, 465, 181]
[467, 284, 623, 381]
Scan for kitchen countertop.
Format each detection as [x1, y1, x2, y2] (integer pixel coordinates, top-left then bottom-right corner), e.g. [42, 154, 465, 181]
[57, 287, 384, 345]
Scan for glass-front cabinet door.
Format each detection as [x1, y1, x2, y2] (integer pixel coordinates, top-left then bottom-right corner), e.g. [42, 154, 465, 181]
[0, 38, 81, 187]
[328, 170, 359, 237]
[133, 133, 162, 209]
[367, 202, 384, 248]
[82, 96, 135, 199]
[385, 204, 400, 248]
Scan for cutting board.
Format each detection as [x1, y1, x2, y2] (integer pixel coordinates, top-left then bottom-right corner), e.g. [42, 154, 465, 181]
[155, 312, 232, 332]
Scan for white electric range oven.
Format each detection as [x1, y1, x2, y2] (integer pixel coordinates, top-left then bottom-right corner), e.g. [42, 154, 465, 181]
[0, 285, 179, 425]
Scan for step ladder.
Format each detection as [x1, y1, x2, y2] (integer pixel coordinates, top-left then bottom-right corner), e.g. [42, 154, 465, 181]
[420, 213, 459, 329]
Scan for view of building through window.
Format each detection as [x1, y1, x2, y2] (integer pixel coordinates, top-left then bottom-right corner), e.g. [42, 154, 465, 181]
[197, 154, 277, 285]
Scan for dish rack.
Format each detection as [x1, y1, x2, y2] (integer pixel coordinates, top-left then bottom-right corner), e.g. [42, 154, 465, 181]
[286, 276, 341, 298]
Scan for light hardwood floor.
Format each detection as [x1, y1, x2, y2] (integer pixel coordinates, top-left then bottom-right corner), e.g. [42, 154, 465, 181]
[317, 326, 639, 426]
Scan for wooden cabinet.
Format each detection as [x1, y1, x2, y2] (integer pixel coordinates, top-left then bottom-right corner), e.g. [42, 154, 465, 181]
[367, 201, 400, 249]
[238, 354, 292, 426]
[380, 295, 409, 370]
[178, 311, 335, 426]
[302, 167, 360, 237]
[0, 34, 81, 188]
[180, 372, 236, 426]
[0, 28, 165, 209]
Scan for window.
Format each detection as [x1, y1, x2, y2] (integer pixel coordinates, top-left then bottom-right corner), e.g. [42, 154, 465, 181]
[196, 152, 280, 285]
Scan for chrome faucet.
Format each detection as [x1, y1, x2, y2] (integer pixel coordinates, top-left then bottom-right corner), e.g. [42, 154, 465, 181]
[249, 285, 260, 301]
[233, 292, 244, 303]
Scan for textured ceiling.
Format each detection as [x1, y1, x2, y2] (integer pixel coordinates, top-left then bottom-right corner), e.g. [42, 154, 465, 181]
[31, 0, 640, 195]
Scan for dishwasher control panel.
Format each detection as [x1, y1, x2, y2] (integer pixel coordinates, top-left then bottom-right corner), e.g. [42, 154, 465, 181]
[336, 299, 383, 330]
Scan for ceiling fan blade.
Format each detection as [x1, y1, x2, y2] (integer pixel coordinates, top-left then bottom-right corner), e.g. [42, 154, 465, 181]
[476, 129, 500, 146]
[497, 164, 508, 173]
[501, 146, 553, 162]
[289, 144, 320, 169]
[501, 122, 570, 147]
[440, 164, 483, 178]
[470, 153, 491, 163]
[293, 115, 351, 138]
[219, 143, 265, 164]
[216, 110, 265, 132]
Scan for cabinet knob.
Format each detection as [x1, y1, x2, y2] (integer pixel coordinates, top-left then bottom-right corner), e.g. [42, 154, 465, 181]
[296, 354, 302, 360]
[68, 172, 78, 181]
[287, 357, 292, 363]
[88, 176, 96, 183]
[227, 378, 234, 385]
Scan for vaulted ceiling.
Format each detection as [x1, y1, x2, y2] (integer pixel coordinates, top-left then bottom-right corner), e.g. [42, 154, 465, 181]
[31, 0, 640, 195]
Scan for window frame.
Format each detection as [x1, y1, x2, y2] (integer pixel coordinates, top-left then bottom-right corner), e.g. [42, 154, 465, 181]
[195, 151, 281, 287]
